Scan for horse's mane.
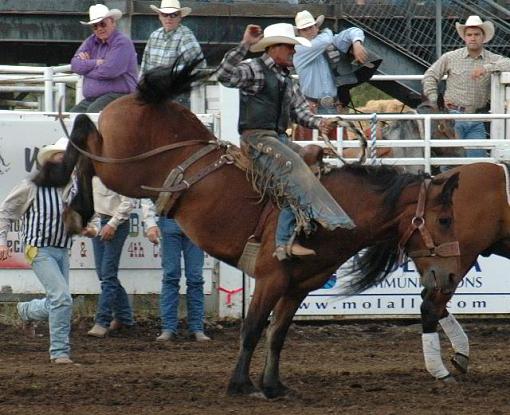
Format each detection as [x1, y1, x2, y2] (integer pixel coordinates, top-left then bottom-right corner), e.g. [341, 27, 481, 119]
[137, 57, 209, 105]
[328, 163, 428, 296]
[333, 163, 427, 213]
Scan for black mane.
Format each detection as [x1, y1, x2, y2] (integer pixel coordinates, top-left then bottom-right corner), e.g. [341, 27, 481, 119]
[329, 163, 429, 296]
[136, 57, 209, 105]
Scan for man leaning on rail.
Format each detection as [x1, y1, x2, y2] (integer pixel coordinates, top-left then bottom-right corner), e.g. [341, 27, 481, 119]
[217, 23, 356, 261]
[422, 15, 510, 158]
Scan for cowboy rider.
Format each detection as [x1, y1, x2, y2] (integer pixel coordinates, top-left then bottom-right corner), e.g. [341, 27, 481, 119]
[217, 23, 356, 260]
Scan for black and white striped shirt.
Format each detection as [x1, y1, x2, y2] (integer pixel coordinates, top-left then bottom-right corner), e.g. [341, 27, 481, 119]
[22, 186, 72, 248]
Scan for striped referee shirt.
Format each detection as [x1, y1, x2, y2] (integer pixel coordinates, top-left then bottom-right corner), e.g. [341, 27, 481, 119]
[0, 180, 72, 249]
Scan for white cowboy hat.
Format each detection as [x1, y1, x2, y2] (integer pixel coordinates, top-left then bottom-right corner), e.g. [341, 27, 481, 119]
[37, 137, 69, 166]
[250, 23, 311, 53]
[455, 15, 495, 44]
[80, 4, 122, 25]
[150, 0, 191, 18]
[294, 10, 325, 30]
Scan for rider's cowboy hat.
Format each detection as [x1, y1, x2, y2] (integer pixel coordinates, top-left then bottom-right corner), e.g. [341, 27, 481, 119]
[150, 0, 191, 18]
[294, 10, 324, 30]
[455, 15, 495, 43]
[250, 23, 311, 53]
[37, 137, 69, 166]
[80, 4, 122, 25]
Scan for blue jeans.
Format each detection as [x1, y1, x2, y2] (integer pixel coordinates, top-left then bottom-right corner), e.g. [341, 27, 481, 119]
[19, 246, 72, 359]
[158, 218, 205, 334]
[450, 109, 487, 158]
[92, 219, 133, 328]
[70, 92, 125, 113]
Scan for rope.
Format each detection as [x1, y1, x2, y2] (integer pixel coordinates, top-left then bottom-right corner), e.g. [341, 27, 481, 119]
[369, 112, 378, 165]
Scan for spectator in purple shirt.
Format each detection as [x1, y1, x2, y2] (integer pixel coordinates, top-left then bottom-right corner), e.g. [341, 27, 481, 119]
[70, 4, 138, 113]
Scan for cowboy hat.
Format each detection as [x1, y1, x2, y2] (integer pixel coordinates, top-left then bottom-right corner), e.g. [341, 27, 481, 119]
[37, 137, 69, 166]
[250, 23, 311, 53]
[150, 0, 191, 18]
[294, 10, 325, 30]
[80, 4, 122, 25]
[455, 15, 495, 43]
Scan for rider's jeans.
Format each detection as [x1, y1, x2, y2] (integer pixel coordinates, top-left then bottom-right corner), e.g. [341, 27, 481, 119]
[450, 109, 487, 158]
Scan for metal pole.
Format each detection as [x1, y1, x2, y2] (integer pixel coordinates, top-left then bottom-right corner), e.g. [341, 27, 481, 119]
[435, 0, 442, 60]
[424, 115, 432, 174]
[43, 66, 54, 112]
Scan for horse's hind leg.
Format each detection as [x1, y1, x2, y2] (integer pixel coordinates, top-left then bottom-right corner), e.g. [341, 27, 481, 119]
[259, 291, 307, 399]
[227, 274, 288, 397]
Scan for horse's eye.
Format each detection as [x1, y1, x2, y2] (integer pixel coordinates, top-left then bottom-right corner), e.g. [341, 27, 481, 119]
[439, 217, 452, 227]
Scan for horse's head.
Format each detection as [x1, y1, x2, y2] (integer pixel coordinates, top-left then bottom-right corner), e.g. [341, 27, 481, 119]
[399, 172, 460, 293]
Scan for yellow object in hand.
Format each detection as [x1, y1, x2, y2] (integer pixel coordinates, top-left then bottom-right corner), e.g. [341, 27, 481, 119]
[24, 245, 39, 265]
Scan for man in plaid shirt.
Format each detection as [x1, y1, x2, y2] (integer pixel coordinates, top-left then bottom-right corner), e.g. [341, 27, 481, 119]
[423, 15, 510, 158]
[141, 0, 204, 107]
[217, 23, 355, 260]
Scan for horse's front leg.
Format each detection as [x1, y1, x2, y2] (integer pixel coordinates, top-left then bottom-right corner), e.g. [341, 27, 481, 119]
[421, 288, 468, 382]
[259, 292, 307, 399]
[227, 275, 287, 397]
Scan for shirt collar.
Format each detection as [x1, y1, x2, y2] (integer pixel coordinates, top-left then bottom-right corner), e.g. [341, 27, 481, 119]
[94, 29, 119, 45]
[261, 53, 290, 76]
[461, 46, 485, 60]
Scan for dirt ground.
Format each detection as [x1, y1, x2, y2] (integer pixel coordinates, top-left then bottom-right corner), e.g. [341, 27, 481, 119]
[1, 318, 510, 415]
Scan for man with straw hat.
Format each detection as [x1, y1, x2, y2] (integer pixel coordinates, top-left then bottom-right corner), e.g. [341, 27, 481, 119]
[217, 23, 355, 260]
[70, 4, 138, 112]
[423, 15, 510, 158]
[0, 137, 80, 364]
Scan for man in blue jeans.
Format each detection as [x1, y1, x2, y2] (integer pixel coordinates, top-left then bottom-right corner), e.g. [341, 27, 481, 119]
[84, 177, 136, 337]
[0, 137, 77, 364]
[142, 199, 210, 342]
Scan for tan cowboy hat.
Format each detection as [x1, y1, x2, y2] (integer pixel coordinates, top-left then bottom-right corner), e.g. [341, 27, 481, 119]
[37, 137, 68, 166]
[80, 4, 122, 25]
[455, 15, 495, 43]
[150, 0, 191, 17]
[250, 23, 311, 53]
[294, 10, 325, 30]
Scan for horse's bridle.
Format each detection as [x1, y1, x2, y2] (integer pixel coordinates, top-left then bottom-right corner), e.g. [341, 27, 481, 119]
[398, 179, 460, 264]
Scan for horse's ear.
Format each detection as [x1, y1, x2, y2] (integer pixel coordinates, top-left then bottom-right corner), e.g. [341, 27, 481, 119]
[437, 172, 460, 206]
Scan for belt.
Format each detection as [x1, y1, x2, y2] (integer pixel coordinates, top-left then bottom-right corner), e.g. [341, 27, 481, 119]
[305, 96, 338, 107]
[445, 102, 466, 112]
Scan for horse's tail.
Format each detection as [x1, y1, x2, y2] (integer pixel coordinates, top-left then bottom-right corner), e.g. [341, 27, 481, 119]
[342, 240, 399, 295]
[136, 57, 209, 105]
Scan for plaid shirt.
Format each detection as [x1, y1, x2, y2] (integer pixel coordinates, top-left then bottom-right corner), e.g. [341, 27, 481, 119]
[140, 25, 204, 74]
[423, 47, 510, 112]
[217, 43, 321, 130]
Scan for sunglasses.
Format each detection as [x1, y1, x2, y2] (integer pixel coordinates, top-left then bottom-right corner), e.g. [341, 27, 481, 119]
[160, 12, 180, 18]
[92, 21, 108, 30]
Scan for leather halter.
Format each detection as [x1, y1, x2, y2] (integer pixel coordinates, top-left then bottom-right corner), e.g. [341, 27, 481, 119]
[398, 179, 460, 264]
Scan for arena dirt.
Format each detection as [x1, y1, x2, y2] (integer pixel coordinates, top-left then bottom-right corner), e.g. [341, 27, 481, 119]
[0, 319, 509, 415]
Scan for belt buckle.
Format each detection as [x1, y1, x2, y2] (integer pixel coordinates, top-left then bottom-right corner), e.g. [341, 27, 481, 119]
[319, 96, 335, 107]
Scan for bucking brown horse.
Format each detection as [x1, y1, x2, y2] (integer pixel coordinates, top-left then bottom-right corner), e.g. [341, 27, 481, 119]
[35, 62, 462, 398]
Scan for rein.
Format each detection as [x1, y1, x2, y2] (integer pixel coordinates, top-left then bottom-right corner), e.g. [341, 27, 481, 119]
[398, 179, 460, 263]
[67, 138, 215, 164]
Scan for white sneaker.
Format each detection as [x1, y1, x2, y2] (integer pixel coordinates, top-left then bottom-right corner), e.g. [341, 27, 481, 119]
[156, 331, 177, 342]
[193, 331, 211, 342]
[87, 324, 108, 338]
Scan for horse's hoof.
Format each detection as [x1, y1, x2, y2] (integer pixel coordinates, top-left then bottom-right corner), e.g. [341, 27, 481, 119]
[439, 374, 457, 384]
[261, 383, 298, 400]
[451, 353, 469, 374]
[226, 381, 259, 396]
